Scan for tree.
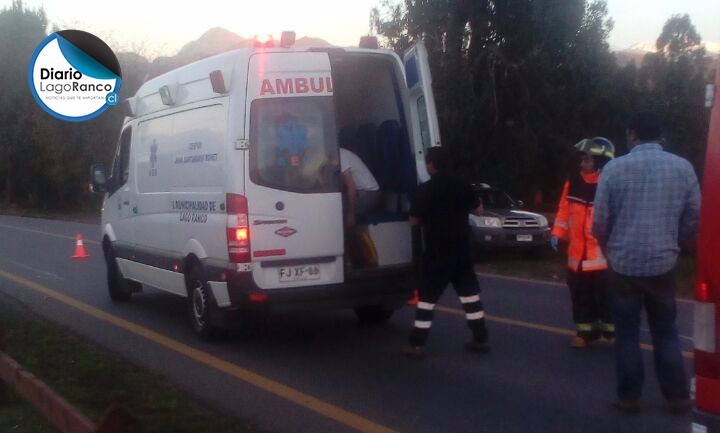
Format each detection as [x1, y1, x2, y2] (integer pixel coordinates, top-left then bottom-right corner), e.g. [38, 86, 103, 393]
[656, 14, 704, 61]
[638, 14, 711, 174]
[372, 0, 621, 202]
[0, 3, 152, 211]
[0, 0, 47, 205]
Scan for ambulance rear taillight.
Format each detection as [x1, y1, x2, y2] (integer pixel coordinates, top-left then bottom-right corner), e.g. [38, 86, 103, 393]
[695, 278, 717, 353]
[698, 281, 710, 303]
[694, 277, 720, 413]
[227, 194, 251, 263]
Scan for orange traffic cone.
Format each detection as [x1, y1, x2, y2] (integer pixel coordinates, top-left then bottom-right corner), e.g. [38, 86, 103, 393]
[407, 289, 419, 306]
[72, 234, 89, 259]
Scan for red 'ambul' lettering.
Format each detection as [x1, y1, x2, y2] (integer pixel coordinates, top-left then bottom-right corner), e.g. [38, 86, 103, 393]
[259, 76, 333, 95]
[295, 78, 309, 94]
[276, 79, 293, 94]
[309, 77, 325, 93]
[260, 79, 275, 95]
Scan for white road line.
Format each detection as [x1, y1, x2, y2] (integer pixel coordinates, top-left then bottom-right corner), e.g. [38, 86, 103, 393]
[640, 327, 694, 342]
[477, 271, 696, 305]
[5, 259, 65, 281]
[0, 222, 100, 245]
[476, 271, 566, 288]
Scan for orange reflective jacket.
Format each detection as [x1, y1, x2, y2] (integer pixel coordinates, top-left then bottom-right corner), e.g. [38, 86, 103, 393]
[552, 171, 608, 272]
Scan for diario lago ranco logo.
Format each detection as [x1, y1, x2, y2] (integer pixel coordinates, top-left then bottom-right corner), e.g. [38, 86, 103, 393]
[29, 30, 122, 122]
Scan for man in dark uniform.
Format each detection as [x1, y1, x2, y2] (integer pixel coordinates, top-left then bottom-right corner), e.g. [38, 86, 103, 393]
[403, 147, 489, 358]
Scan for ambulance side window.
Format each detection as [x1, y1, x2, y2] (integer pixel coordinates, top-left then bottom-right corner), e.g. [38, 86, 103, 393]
[109, 127, 132, 195]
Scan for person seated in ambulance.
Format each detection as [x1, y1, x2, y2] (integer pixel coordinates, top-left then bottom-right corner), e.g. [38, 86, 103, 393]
[340, 147, 381, 229]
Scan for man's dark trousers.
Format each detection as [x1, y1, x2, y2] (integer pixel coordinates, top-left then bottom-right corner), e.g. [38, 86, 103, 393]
[609, 268, 689, 400]
[410, 245, 488, 347]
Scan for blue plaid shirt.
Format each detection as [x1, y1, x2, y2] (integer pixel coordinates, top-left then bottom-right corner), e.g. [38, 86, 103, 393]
[592, 143, 701, 277]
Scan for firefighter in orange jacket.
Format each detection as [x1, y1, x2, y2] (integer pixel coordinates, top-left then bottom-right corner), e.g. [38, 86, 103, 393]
[552, 137, 615, 348]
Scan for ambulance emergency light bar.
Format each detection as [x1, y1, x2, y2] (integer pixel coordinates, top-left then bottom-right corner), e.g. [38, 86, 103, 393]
[359, 36, 379, 49]
[253, 31, 296, 48]
[122, 97, 137, 117]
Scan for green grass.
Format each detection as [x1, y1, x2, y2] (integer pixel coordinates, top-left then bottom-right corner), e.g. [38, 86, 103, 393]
[475, 249, 696, 298]
[0, 304, 264, 433]
[0, 392, 57, 433]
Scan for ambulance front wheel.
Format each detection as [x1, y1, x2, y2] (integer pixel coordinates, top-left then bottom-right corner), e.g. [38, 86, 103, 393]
[354, 305, 394, 324]
[103, 243, 133, 302]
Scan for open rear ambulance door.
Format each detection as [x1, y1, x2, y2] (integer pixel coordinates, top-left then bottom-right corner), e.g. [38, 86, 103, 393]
[403, 42, 441, 182]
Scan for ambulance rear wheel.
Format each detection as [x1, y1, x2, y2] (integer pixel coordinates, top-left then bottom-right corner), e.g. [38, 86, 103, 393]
[185, 266, 219, 340]
[355, 305, 394, 324]
[104, 244, 132, 302]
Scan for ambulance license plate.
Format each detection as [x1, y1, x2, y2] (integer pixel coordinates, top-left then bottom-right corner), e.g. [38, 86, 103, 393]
[516, 234, 533, 242]
[278, 265, 321, 282]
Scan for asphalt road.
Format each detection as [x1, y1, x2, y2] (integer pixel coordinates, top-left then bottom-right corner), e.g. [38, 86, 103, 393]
[0, 215, 695, 433]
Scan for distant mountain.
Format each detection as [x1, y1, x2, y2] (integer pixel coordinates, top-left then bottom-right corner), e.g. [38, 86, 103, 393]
[614, 41, 720, 67]
[118, 28, 334, 84]
[295, 37, 334, 48]
[174, 27, 254, 61]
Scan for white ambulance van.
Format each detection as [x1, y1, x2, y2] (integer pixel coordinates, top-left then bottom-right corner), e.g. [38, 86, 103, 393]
[90, 34, 440, 339]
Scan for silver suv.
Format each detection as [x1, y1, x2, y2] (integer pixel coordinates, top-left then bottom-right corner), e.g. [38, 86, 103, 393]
[469, 184, 550, 250]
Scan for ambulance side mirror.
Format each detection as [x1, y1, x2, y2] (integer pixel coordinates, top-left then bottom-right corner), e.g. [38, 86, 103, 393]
[90, 163, 107, 193]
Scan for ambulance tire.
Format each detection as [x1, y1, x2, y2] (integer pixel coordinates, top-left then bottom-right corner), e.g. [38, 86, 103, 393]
[104, 244, 132, 302]
[185, 264, 220, 341]
[354, 305, 394, 324]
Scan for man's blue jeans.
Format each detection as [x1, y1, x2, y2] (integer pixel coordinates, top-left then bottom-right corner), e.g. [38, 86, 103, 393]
[609, 268, 689, 400]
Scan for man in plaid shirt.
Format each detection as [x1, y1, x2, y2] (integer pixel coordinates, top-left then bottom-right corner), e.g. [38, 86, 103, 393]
[593, 111, 701, 414]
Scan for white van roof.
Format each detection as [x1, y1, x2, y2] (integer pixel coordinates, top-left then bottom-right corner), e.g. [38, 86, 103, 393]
[129, 49, 249, 119]
[127, 46, 398, 119]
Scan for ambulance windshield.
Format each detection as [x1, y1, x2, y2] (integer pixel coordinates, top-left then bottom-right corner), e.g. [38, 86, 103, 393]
[249, 96, 340, 193]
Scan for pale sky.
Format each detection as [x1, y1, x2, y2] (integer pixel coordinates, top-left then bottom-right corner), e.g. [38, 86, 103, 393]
[5, 0, 720, 57]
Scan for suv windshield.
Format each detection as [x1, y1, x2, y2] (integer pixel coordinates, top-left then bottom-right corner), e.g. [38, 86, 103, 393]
[477, 189, 514, 210]
[249, 96, 340, 194]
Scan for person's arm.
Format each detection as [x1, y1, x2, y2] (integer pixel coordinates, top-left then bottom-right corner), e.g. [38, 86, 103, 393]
[342, 169, 358, 229]
[463, 182, 483, 216]
[550, 180, 571, 252]
[592, 169, 612, 249]
[408, 184, 426, 227]
[470, 202, 484, 217]
[679, 163, 701, 244]
[551, 181, 571, 240]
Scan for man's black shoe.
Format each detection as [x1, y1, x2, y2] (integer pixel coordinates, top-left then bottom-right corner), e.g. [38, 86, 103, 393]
[465, 340, 490, 353]
[667, 398, 693, 414]
[401, 345, 427, 359]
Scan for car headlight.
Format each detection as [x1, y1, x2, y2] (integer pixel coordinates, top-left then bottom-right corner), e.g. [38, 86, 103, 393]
[537, 215, 549, 227]
[470, 216, 502, 228]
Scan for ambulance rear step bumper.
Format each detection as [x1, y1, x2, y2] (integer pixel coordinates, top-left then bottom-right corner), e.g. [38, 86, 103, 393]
[223, 264, 415, 313]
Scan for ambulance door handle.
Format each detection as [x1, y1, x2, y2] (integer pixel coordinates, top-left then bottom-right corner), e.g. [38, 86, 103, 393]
[122, 200, 130, 206]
